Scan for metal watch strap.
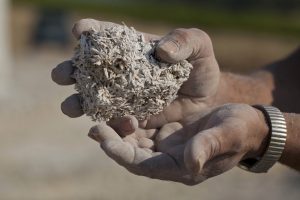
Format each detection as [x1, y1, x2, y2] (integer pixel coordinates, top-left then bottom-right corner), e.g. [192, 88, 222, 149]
[239, 105, 287, 173]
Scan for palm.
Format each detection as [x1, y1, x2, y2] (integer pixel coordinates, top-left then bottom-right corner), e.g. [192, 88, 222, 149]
[90, 112, 212, 185]
[90, 104, 267, 185]
[89, 121, 198, 185]
[90, 109, 216, 185]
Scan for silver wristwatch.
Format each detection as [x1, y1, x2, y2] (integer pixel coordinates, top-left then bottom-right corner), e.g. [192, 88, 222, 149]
[239, 105, 287, 173]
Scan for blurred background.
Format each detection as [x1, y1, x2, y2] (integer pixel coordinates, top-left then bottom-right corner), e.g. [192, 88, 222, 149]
[0, 0, 299, 199]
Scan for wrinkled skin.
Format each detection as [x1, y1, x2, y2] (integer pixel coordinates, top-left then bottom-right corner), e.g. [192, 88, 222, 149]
[51, 19, 220, 129]
[88, 104, 268, 185]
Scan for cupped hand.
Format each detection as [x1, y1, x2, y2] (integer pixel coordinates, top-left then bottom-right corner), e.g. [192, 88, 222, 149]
[89, 104, 269, 185]
[51, 18, 220, 128]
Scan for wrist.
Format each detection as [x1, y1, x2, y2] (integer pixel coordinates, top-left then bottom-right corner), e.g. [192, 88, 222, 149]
[242, 108, 270, 160]
[251, 108, 270, 158]
[240, 105, 287, 173]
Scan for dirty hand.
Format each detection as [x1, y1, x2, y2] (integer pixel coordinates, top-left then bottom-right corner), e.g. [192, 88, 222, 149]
[51, 19, 220, 128]
[89, 104, 269, 185]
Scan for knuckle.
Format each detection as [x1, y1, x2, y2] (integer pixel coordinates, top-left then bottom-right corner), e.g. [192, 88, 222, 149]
[74, 18, 94, 27]
[171, 28, 190, 43]
[169, 28, 212, 48]
[183, 179, 198, 186]
[185, 138, 203, 169]
[88, 125, 101, 141]
[206, 133, 222, 157]
[90, 125, 101, 134]
[72, 18, 95, 37]
[190, 28, 211, 41]
[161, 122, 182, 132]
[189, 28, 213, 56]
[211, 135, 224, 155]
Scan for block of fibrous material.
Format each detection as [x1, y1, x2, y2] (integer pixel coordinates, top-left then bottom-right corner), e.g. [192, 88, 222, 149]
[72, 25, 192, 121]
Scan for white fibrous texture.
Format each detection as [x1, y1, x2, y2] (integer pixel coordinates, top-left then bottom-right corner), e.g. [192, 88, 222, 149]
[72, 25, 192, 121]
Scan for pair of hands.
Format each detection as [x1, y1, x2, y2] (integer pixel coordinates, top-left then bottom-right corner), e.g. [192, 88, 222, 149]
[52, 19, 269, 185]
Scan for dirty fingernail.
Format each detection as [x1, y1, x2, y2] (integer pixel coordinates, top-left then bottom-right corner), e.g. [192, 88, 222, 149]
[158, 40, 180, 54]
[121, 118, 134, 132]
[88, 127, 100, 142]
[61, 94, 84, 118]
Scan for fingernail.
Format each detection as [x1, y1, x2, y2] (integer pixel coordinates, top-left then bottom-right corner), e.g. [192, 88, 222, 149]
[121, 118, 134, 132]
[138, 120, 147, 129]
[61, 94, 84, 118]
[158, 40, 180, 54]
[88, 127, 100, 142]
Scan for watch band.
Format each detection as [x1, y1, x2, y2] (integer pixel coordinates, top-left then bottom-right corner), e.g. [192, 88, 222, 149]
[239, 105, 287, 173]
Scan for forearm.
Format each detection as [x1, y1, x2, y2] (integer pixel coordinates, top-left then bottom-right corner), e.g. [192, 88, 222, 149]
[279, 113, 300, 171]
[214, 71, 274, 106]
[214, 47, 300, 112]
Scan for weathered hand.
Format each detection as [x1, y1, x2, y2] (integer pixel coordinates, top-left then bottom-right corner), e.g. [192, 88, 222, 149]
[51, 19, 220, 128]
[141, 26, 220, 128]
[89, 104, 269, 185]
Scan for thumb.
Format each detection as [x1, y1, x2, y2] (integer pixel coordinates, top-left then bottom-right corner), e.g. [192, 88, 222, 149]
[155, 28, 213, 63]
[184, 127, 222, 176]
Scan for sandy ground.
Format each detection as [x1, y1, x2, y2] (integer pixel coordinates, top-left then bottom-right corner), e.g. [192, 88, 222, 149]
[0, 5, 299, 200]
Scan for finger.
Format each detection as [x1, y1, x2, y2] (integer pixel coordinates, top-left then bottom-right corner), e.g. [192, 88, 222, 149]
[184, 127, 222, 176]
[143, 129, 158, 139]
[138, 138, 154, 149]
[142, 99, 183, 129]
[155, 28, 213, 63]
[108, 115, 139, 137]
[101, 140, 136, 165]
[89, 123, 151, 166]
[101, 140, 155, 168]
[164, 146, 208, 185]
[155, 122, 185, 152]
[61, 94, 84, 118]
[52, 60, 76, 85]
[141, 148, 153, 154]
[106, 145, 190, 186]
[184, 124, 244, 176]
[143, 98, 207, 129]
[156, 28, 219, 97]
[88, 122, 122, 143]
[136, 147, 189, 183]
[123, 136, 138, 147]
[101, 140, 189, 184]
[72, 18, 160, 42]
[179, 56, 219, 97]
